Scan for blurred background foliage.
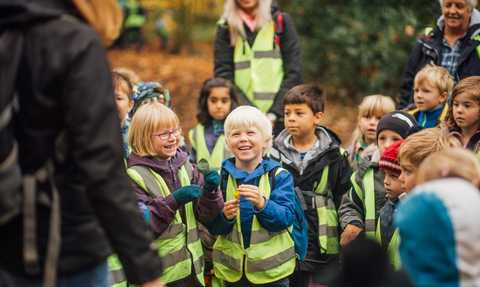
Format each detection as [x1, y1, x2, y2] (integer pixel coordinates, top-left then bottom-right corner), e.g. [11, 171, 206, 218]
[135, 0, 479, 102]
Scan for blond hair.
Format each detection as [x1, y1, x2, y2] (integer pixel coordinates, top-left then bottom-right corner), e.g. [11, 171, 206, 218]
[224, 106, 272, 156]
[71, 0, 123, 46]
[417, 148, 480, 187]
[397, 128, 461, 170]
[113, 67, 141, 86]
[350, 95, 396, 145]
[221, 0, 272, 46]
[129, 102, 179, 157]
[414, 63, 453, 98]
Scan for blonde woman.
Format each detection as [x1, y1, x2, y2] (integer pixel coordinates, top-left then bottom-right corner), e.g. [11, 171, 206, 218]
[0, 1, 163, 287]
[214, 0, 303, 136]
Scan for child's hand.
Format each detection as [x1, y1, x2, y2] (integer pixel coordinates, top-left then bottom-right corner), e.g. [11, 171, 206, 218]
[238, 184, 265, 210]
[223, 199, 239, 220]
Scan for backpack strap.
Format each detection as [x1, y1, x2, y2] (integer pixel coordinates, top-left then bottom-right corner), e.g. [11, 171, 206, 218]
[272, 12, 284, 49]
[220, 167, 229, 201]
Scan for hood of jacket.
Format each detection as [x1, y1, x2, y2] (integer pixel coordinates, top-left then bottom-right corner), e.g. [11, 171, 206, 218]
[127, 149, 188, 178]
[436, 8, 480, 39]
[272, 126, 342, 174]
[221, 156, 282, 183]
[0, 0, 73, 27]
[271, 1, 281, 16]
[356, 146, 380, 179]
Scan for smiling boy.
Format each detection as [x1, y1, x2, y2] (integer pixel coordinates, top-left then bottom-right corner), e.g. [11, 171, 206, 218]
[204, 105, 297, 287]
[269, 84, 352, 287]
[406, 63, 453, 128]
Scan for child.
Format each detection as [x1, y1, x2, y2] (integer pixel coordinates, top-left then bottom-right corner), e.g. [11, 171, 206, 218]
[406, 63, 453, 128]
[126, 102, 224, 287]
[205, 106, 297, 286]
[338, 111, 417, 246]
[347, 95, 396, 171]
[269, 85, 353, 287]
[395, 147, 480, 286]
[397, 128, 461, 193]
[444, 76, 480, 155]
[375, 140, 406, 270]
[189, 78, 239, 169]
[130, 81, 171, 118]
[112, 71, 135, 158]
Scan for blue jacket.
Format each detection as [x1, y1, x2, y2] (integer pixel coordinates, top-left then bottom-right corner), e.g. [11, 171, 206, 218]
[204, 157, 295, 248]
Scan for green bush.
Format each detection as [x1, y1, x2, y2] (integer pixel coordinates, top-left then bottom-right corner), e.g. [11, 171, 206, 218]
[278, 0, 439, 102]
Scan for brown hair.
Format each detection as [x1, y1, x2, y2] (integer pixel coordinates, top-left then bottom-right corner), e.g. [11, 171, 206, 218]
[284, 84, 326, 114]
[112, 72, 133, 101]
[196, 78, 239, 125]
[445, 76, 480, 129]
[71, 0, 123, 46]
[417, 148, 480, 187]
[129, 102, 180, 157]
[397, 128, 461, 170]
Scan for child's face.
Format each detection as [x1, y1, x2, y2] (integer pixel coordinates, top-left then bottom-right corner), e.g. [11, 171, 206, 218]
[413, 82, 447, 112]
[151, 126, 181, 161]
[453, 92, 480, 131]
[208, 87, 231, 121]
[383, 170, 405, 199]
[399, 162, 417, 193]
[377, 129, 403, 155]
[115, 88, 134, 126]
[227, 125, 268, 167]
[359, 114, 381, 145]
[284, 104, 323, 140]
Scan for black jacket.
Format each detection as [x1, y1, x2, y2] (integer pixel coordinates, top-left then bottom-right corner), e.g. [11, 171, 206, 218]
[0, 0, 162, 283]
[214, 3, 303, 118]
[398, 9, 480, 109]
[269, 127, 352, 271]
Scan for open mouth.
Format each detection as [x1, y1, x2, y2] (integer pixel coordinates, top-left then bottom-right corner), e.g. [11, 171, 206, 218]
[164, 144, 176, 149]
[239, 146, 252, 151]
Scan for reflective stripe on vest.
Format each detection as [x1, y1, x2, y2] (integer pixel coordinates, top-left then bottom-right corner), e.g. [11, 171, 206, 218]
[127, 165, 205, 286]
[188, 124, 231, 171]
[351, 168, 376, 239]
[107, 254, 127, 287]
[212, 169, 296, 284]
[375, 221, 401, 270]
[314, 166, 340, 254]
[233, 21, 284, 113]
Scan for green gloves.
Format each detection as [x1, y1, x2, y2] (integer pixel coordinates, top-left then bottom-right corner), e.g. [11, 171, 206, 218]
[172, 185, 202, 205]
[203, 170, 220, 192]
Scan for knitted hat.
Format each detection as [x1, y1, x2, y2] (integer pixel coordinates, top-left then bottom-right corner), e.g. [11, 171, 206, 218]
[379, 139, 405, 174]
[376, 111, 417, 143]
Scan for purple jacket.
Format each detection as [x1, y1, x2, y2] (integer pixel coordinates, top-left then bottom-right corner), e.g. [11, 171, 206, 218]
[127, 149, 224, 238]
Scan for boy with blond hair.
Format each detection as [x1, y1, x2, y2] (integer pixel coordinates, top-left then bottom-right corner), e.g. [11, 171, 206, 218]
[205, 106, 297, 286]
[269, 85, 352, 287]
[397, 128, 460, 192]
[405, 63, 454, 128]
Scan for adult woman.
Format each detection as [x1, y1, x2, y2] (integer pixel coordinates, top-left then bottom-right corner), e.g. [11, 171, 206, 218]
[214, 0, 303, 135]
[0, 0, 163, 286]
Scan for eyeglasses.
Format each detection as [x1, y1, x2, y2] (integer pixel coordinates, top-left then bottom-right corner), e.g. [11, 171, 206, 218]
[151, 127, 183, 140]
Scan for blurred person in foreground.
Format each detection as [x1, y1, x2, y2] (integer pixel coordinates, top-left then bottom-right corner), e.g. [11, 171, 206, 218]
[0, 0, 163, 286]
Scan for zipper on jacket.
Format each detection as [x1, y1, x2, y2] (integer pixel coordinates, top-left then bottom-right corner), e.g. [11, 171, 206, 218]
[169, 162, 177, 185]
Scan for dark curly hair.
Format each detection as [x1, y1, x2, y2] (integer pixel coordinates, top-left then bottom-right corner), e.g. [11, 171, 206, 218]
[196, 78, 239, 125]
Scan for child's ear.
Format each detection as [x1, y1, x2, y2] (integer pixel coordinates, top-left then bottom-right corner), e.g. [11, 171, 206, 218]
[440, 91, 448, 103]
[128, 100, 134, 112]
[263, 137, 272, 148]
[314, 112, 324, 126]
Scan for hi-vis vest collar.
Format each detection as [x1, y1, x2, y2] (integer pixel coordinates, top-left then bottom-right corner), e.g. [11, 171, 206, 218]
[212, 170, 295, 284]
[233, 21, 284, 114]
[189, 124, 232, 171]
[127, 164, 205, 286]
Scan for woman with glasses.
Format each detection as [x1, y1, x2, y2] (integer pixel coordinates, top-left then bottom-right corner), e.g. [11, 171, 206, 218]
[126, 102, 224, 287]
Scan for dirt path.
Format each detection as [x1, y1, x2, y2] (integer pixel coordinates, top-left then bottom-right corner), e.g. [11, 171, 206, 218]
[108, 46, 357, 148]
